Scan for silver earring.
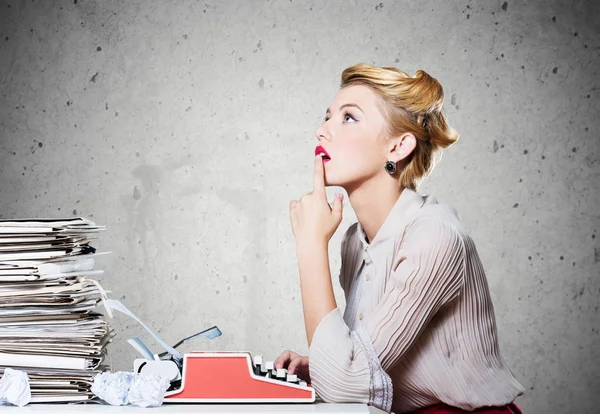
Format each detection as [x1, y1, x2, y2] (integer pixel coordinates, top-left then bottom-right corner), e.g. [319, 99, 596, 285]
[385, 161, 397, 174]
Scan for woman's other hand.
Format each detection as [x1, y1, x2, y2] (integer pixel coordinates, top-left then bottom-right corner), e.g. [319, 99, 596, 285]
[274, 350, 310, 382]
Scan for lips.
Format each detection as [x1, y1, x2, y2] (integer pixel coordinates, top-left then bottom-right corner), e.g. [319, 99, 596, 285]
[315, 145, 331, 162]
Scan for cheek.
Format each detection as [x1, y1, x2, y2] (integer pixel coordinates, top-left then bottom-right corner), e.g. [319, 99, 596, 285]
[343, 137, 380, 169]
[344, 135, 369, 156]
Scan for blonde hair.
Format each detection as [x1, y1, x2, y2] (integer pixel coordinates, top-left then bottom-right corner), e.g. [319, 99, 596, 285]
[340, 63, 459, 190]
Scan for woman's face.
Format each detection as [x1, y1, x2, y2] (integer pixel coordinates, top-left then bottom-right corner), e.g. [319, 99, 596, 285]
[314, 85, 389, 190]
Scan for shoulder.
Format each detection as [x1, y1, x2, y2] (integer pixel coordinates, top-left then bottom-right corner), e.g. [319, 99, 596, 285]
[409, 193, 466, 232]
[417, 195, 462, 226]
[403, 197, 467, 254]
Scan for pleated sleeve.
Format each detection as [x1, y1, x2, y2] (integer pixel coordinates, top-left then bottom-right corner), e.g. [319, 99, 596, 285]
[308, 216, 466, 412]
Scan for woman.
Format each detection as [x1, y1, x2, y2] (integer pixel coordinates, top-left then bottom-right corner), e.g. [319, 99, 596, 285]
[275, 63, 525, 413]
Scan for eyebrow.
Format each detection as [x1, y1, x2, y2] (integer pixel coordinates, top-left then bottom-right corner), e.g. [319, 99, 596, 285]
[325, 103, 364, 115]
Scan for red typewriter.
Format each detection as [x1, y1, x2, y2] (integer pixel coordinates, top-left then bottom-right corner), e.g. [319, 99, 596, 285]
[124, 312, 314, 403]
[161, 352, 315, 403]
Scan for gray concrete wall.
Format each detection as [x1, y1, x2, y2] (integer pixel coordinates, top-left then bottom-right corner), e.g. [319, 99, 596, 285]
[1, 0, 598, 412]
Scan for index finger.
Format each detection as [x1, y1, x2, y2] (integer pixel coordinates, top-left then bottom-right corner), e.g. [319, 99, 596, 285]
[313, 155, 326, 195]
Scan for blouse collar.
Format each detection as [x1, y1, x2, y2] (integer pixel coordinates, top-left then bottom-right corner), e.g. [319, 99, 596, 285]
[356, 187, 427, 253]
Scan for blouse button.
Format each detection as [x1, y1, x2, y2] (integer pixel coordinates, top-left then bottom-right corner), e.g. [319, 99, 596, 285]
[365, 273, 371, 281]
[358, 312, 364, 321]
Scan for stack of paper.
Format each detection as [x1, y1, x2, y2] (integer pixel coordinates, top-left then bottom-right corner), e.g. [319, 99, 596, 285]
[0, 218, 114, 402]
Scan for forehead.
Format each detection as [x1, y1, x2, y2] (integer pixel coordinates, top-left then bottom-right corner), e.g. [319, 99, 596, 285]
[328, 84, 379, 112]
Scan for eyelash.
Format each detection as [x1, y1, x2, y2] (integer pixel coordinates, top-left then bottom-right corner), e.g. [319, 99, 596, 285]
[324, 112, 356, 123]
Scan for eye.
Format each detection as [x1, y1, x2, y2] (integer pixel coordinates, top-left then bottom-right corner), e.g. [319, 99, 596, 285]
[323, 112, 356, 123]
[343, 112, 356, 123]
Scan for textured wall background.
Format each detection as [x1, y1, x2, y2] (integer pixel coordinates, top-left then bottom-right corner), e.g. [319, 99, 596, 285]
[1, 0, 599, 412]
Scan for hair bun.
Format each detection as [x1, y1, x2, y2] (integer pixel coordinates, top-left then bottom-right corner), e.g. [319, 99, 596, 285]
[408, 71, 459, 150]
[428, 112, 459, 150]
[410, 70, 444, 113]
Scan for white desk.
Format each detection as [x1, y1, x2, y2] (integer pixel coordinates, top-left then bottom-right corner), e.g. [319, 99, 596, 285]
[2, 403, 386, 413]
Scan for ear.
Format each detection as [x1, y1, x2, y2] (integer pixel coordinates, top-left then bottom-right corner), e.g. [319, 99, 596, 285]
[387, 132, 417, 163]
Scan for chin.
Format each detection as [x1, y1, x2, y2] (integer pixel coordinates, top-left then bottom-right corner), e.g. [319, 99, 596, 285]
[324, 163, 367, 190]
[328, 173, 370, 192]
[323, 173, 348, 189]
[323, 171, 338, 187]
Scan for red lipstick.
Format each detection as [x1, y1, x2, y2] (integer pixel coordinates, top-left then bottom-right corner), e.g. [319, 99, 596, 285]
[315, 145, 331, 162]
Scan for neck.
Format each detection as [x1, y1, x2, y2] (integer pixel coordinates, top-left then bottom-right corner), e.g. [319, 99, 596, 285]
[345, 178, 404, 245]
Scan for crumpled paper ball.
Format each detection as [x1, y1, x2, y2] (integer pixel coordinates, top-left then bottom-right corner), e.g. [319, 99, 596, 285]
[0, 368, 32, 407]
[126, 373, 171, 408]
[91, 371, 135, 406]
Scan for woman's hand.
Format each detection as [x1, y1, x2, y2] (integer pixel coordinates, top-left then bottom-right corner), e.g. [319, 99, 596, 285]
[274, 350, 310, 382]
[289, 155, 344, 245]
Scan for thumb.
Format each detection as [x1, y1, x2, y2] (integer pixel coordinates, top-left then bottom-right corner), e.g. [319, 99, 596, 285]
[332, 193, 344, 221]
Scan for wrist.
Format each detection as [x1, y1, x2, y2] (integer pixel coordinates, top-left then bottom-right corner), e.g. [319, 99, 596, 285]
[295, 237, 328, 255]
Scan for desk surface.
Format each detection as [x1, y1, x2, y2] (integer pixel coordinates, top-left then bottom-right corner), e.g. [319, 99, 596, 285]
[3, 403, 386, 414]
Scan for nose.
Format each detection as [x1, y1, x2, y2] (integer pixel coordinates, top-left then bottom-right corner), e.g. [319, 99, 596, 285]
[314, 122, 331, 142]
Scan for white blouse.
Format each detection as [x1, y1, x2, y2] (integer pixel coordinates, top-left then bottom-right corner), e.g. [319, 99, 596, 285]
[308, 188, 524, 413]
